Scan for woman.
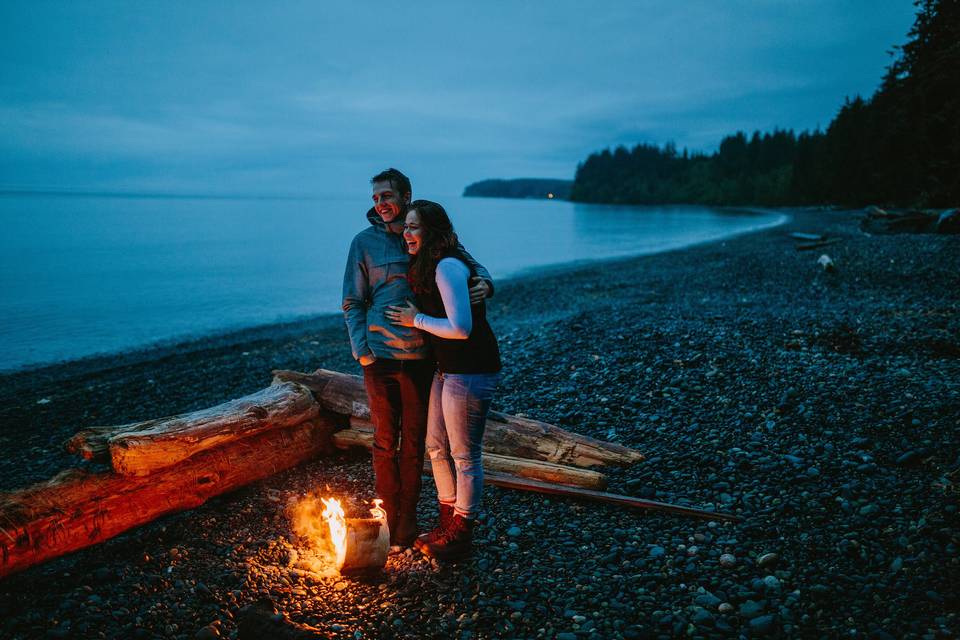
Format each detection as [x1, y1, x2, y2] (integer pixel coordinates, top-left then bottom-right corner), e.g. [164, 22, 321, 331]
[385, 200, 501, 561]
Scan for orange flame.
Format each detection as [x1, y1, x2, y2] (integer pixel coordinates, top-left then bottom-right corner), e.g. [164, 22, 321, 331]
[370, 498, 386, 521]
[321, 497, 347, 568]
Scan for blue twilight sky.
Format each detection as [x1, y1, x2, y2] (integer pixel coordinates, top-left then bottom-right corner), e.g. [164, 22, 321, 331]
[0, 1, 916, 198]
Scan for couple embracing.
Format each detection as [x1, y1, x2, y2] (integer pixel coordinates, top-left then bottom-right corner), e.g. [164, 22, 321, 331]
[341, 168, 501, 561]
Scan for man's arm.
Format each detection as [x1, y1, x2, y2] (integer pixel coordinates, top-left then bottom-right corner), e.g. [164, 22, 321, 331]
[341, 238, 375, 364]
[456, 241, 494, 304]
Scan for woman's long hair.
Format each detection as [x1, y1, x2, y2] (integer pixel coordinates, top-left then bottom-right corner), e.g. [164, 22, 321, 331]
[407, 200, 459, 294]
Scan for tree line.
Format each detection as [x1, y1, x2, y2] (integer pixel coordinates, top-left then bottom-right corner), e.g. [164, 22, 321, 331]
[571, 0, 959, 208]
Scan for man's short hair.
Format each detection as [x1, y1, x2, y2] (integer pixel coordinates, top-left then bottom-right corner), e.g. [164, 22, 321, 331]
[371, 168, 412, 197]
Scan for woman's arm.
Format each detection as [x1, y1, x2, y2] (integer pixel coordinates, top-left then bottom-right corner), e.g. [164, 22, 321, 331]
[414, 258, 473, 339]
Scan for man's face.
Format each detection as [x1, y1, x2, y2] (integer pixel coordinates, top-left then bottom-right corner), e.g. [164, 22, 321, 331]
[371, 180, 410, 224]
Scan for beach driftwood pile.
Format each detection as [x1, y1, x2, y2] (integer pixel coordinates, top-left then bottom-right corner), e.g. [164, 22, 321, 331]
[860, 205, 960, 235]
[1, 369, 670, 579]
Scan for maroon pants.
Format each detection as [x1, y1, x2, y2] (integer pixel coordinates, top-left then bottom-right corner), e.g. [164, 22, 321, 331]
[362, 358, 435, 545]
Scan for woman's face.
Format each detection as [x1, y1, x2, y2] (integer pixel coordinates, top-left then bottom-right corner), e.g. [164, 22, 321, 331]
[403, 210, 423, 255]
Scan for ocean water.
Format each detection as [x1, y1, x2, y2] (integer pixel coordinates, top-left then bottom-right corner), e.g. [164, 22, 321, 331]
[0, 193, 786, 371]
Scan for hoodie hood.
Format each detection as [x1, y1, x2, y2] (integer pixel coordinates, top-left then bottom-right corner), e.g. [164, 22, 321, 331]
[366, 206, 405, 233]
[366, 206, 383, 227]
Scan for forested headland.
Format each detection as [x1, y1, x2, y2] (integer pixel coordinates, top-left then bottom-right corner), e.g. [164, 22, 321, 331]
[464, 178, 572, 200]
[571, 0, 959, 208]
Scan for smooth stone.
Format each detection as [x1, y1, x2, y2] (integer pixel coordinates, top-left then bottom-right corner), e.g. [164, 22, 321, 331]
[506, 526, 521, 537]
[194, 626, 220, 640]
[739, 600, 764, 619]
[691, 607, 714, 626]
[719, 553, 737, 568]
[749, 614, 777, 634]
[649, 546, 666, 558]
[694, 593, 721, 608]
[757, 553, 779, 569]
[718, 602, 734, 614]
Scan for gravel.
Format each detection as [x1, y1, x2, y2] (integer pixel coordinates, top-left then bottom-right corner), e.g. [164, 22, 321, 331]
[1, 207, 958, 639]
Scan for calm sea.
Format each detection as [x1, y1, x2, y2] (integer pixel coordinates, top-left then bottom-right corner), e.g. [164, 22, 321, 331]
[0, 193, 786, 371]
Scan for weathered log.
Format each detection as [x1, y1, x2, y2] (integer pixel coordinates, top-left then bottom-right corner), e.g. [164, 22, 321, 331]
[335, 516, 389, 573]
[108, 382, 319, 476]
[795, 238, 843, 252]
[0, 417, 335, 578]
[332, 425, 609, 490]
[64, 426, 116, 461]
[273, 369, 644, 467]
[483, 472, 741, 522]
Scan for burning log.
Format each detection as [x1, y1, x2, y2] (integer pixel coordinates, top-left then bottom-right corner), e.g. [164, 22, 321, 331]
[107, 382, 319, 476]
[321, 498, 388, 573]
[332, 424, 609, 490]
[0, 418, 335, 579]
[273, 369, 644, 467]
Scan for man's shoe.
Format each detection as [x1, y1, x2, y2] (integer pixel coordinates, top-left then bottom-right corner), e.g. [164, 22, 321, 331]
[421, 514, 475, 562]
[414, 503, 454, 550]
[393, 508, 419, 548]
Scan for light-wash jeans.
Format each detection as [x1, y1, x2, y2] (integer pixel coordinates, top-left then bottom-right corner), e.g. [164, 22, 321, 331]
[425, 371, 499, 519]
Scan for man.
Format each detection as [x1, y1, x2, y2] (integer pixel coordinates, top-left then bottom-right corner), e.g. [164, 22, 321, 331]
[341, 168, 493, 550]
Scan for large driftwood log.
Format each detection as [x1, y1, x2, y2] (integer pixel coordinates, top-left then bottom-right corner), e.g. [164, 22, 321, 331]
[0, 418, 334, 579]
[273, 369, 644, 467]
[332, 425, 609, 490]
[108, 382, 319, 476]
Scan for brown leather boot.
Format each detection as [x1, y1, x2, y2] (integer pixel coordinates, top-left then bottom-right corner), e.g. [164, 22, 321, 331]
[421, 514, 475, 562]
[414, 503, 454, 550]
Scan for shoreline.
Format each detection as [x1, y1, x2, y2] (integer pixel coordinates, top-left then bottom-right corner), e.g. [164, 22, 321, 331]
[0, 207, 790, 378]
[2, 206, 958, 639]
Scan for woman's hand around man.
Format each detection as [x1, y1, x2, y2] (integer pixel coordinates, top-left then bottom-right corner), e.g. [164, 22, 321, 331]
[386, 300, 421, 327]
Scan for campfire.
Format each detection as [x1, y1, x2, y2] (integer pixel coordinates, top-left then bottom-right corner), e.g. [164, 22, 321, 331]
[290, 493, 389, 574]
[321, 497, 389, 573]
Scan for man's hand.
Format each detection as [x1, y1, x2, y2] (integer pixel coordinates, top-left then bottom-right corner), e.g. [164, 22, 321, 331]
[469, 277, 491, 305]
[385, 300, 420, 327]
[359, 354, 376, 367]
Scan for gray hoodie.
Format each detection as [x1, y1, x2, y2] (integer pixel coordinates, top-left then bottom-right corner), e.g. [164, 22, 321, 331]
[341, 208, 493, 362]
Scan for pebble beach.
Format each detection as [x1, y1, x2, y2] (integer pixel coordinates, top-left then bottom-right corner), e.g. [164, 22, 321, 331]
[1, 207, 958, 639]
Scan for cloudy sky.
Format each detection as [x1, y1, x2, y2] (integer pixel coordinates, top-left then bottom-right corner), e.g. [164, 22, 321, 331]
[0, 1, 916, 197]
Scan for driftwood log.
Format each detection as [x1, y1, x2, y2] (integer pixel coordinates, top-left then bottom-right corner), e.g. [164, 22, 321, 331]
[332, 425, 609, 490]
[483, 472, 740, 522]
[108, 382, 319, 476]
[0, 418, 335, 579]
[795, 237, 843, 251]
[3, 369, 645, 578]
[273, 369, 644, 467]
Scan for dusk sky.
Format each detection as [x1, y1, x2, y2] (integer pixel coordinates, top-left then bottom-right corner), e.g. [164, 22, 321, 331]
[1, 1, 917, 198]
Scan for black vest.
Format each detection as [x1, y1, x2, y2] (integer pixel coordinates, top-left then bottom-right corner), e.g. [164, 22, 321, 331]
[416, 251, 502, 374]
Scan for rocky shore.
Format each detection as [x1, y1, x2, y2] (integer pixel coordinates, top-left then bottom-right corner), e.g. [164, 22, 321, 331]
[1, 208, 958, 639]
